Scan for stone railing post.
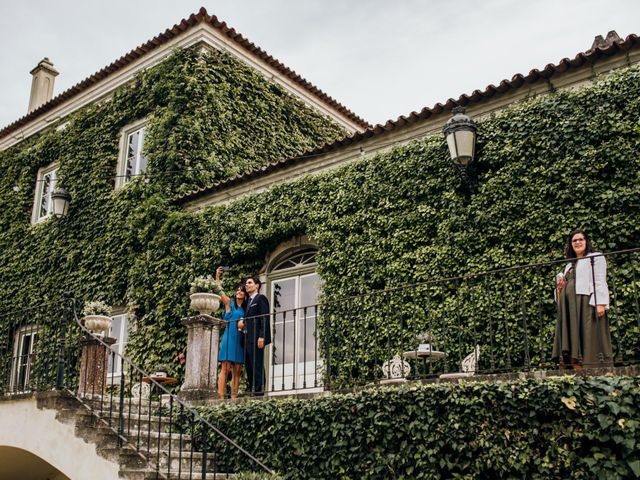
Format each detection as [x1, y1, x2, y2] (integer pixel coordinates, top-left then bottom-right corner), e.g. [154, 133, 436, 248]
[179, 314, 224, 402]
[78, 336, 116, 397]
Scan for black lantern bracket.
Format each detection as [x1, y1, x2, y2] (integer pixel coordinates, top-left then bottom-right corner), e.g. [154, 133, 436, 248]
[51, 187, 71, 219]
[442, 106, 478, 193]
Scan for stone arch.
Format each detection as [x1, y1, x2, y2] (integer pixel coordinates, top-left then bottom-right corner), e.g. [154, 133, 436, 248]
[0, 446, 69, 480]
[262, 235, 318, 275]
[0, 396, 119, 480]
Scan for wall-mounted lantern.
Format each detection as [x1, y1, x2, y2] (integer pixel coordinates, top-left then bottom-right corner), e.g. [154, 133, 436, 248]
[443, 106, 477, 190]
[51, 187, 71, 219]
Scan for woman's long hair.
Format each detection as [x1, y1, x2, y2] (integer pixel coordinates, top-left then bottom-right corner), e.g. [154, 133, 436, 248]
[565, 228, 594, 259]
[234, 283, 248, 312]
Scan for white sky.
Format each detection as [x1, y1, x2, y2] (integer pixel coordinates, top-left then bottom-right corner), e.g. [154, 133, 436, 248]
[0, 0, 639, 129]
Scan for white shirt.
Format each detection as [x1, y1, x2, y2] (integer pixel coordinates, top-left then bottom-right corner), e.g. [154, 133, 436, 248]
[560, 252, 610, 308]
[247, 293, 258, 309]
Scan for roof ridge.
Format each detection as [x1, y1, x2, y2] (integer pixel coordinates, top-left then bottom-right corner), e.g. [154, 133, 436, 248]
[0, 7, 369, 142]
[177, 32, 640, 204]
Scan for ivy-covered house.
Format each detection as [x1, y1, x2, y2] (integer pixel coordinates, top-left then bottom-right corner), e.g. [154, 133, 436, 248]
[0, 9, 367, 387]
[2, 8, 640, 394]
[2, 8, 640, 479]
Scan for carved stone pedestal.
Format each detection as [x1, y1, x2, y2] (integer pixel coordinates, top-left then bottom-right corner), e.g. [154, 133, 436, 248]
[178, 315, 224, 402]
[78, 336, 116, 397]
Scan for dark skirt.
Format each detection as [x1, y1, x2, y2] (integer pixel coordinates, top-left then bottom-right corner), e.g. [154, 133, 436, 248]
[552, 269, 613, 368]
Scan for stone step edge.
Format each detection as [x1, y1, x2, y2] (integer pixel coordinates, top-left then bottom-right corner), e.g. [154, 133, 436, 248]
[119, 468, 238, 479]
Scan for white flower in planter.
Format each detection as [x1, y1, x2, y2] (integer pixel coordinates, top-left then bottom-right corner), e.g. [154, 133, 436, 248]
[82, 300, 113, 317]
[189, 275, 223, 295]
[189, 275, 223, 316]
[81, 301, 113, 336]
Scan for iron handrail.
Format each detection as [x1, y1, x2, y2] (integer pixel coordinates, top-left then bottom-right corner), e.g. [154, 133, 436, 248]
[236, 247, 640, 322]
[69, 296, 274, 475]
[233, 247, 640, 393]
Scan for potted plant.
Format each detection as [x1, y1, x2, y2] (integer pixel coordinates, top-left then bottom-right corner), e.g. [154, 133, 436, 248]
[189, 275, 222, 316]
[153, 363, 170, 378]
[173, 351, 186, 380]
[416, 332, 436, 352]
[81, 301, 113, 336]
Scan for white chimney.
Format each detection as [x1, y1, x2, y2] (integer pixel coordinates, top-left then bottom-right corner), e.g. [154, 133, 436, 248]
[28, 57, 59, 112]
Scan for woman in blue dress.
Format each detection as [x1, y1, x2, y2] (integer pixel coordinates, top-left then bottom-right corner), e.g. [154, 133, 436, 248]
[216, 266, 246, 399]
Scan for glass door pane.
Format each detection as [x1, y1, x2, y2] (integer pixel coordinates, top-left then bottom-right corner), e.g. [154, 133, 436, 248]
[137, 128, 148, 174]
[272, 278, 296, 390]
[107, 315, 128, 377]
[14, 329, 37, 392]
[297, 273, 321, 389]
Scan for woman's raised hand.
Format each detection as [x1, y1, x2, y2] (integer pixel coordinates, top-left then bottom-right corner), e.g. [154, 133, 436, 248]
[216, 266, 224, 281]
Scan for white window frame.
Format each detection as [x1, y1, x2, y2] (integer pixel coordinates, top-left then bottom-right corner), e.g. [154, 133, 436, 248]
[31, 162, 58, 224]
[107, 313, 129, 381]
[10, 325, 40, 393]
[115, 119, 148, 188]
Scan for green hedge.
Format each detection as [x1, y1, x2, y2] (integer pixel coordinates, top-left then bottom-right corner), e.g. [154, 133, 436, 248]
[196, 376, 640, 479]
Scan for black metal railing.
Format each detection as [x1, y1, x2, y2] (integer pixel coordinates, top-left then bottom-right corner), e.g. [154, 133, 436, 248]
[231, 248, 640, 394]
[0, 296, 273, 478]
[69, 299, 273, 478]
[0, 296, 79, 396]
[1, 249, 639, 472]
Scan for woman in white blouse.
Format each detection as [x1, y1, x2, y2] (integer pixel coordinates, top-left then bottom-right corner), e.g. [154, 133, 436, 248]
[552, 229, 613, 368]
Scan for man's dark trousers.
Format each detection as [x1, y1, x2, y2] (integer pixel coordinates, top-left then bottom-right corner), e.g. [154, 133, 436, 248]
[244, 293, 271, 395]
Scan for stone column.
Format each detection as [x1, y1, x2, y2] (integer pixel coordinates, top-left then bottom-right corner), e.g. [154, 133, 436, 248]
[179, 314, 225, 402]
[78, 336, 116, 397]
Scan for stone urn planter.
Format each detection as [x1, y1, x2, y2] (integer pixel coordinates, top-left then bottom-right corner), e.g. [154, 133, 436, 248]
[189, 292, 221, 316]
[82, 315, 112, 336]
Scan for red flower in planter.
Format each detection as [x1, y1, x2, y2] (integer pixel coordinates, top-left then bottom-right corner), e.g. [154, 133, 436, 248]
[175, 351, 186, 365]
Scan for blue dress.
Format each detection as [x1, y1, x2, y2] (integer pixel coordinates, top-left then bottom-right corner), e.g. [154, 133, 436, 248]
[218, 300, 245, 364]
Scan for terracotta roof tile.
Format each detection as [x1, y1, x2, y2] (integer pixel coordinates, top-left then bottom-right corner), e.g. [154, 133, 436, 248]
[0, 7, 369, 142]
[177, 32, 640, 204]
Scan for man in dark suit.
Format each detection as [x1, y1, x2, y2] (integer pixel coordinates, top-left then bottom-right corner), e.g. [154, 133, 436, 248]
[239, 276, 271, 395]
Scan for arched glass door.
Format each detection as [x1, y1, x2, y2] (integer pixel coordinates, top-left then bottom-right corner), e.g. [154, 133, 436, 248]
[269, 250, 322, 392]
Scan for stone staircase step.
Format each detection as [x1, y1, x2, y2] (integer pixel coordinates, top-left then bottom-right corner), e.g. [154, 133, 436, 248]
[102, 443, 240, 474]
[77, 394, 163, 414]
[75, 406, 178, 432]
[124, 433, 193, 454]
[47, 392, 257, 480]
[147, 449, 233, 474]
[166, 473, 237, 480]
[78, 421, 193, 453]
[97, 445, 149, 469]
[119, 469, 237, 480]
[101, 443, 234, 477]
[117, 468, 166, 480]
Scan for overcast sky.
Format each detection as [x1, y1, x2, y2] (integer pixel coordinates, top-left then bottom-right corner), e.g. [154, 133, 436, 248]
[1, 0, 639, 129]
